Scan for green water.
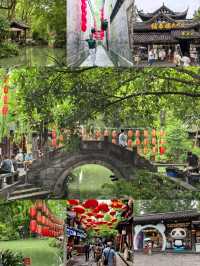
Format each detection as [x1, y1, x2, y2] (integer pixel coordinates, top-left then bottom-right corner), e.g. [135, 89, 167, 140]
[0, 46, 66, 67]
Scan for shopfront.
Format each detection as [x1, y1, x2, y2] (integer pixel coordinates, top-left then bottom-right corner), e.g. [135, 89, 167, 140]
[132, 4, 200, 63]
[134, 210, 200, 253]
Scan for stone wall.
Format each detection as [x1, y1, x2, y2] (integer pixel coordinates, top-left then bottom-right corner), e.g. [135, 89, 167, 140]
[104, 0, 135, 66]
[67, 0, 93, 66]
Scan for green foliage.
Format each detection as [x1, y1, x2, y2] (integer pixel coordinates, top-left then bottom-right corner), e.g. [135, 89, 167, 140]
[0, 15, 9, 40]
[0, 42, 19, 58]
[0, 249, 23, 266]
[48, 238, 61, 248]
[161, 116, 192, 162]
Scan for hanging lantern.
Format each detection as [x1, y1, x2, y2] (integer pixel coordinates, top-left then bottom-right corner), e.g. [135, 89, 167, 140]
[98, 203, 109, 212]
[68, 199, 79, 206]
[160, 129, 165, 137]
[127, 139, 132, 148]
[160, 139, 165, 145]
[110, 210, 116, 216]
[83, 199, 99, 209]
[143, 138, 148, 146]
[143, 146, 148, 155]
[135, 130, 140, 137]
[159, 146, 165, 155]
[128, 129, 133, 138]
[96, 213, 104, 219]
[3, 95, 8, 104]
[29, 207, 37, 218]
[52, 139, 57, 147]
[29, 220, 37, 233]
[152, 129, 156, 137]
[73, 205, 85, 214]
[152, 137, 157, 146]
[3, 86, 9, 94]
[2, 105, 8, 116]
[144, 129, 148, 138]
[36, 225, 42, 235]
[136, 137, 140, 145]
[152, 146, 157, 154]
[37, 212, 42, 223]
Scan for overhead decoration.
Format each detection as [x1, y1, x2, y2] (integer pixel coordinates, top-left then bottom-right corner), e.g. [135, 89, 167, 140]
[2, 75, 10, 117]
[81, 0, 87, 32]
[29, 200, 64, 238]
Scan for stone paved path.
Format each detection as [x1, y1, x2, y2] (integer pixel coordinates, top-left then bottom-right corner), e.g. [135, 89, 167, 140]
[70, 254, 129, 266]
[134, 253, 200, 266]
[81, 46, 114, 67]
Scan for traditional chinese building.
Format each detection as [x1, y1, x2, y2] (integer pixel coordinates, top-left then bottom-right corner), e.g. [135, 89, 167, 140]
[133, 210, 200, 253]
[133, 4, 200, 61]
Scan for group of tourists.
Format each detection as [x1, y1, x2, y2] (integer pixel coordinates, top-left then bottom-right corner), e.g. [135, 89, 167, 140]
[0, 150, 33, 176]
[147, 48, 194, 66]
[84, 241, 116, 266]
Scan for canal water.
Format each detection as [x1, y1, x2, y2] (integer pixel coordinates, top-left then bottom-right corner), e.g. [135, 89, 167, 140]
[0, 46, 66, 68]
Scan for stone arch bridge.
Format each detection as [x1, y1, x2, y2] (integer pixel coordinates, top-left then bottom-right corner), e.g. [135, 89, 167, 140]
[26, 140, 155, 198]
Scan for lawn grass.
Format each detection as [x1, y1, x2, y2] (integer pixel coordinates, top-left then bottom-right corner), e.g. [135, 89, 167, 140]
[0, 239, 60, 266]
[69, 164, 113, 198]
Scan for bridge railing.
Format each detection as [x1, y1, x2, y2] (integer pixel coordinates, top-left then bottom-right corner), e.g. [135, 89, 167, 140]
[0, 172, 20, 191]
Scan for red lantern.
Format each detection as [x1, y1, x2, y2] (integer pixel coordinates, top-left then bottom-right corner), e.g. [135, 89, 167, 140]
[143, 138, 148, 146]
[41, 216, 46, 224]
[127, 139, 132, 148]
[135, 130, 140, 137]
[128, 130, 133, 138]
[3, 95, 8, 104]
[2, 105, 8, 116]
[152, 146, 157, 154]
[68, 199, 79, 205]
[52, 139, 57, 147]
[29, 207, 37, 218]
[152, 137, 157, 145]
[3, 86, 8, 94]
[144, 129, 148, 138]
[159, 146, 165, 155]
[96, 213, 104, 219]
[98, 203, 109, 213]
[160, 139, 165, 145]
[160, 129, 165, 137]
[136, 138, 140, 145]
[36, 225, 42, 235]
[73, 205, 85, 214]
[36, 200, 43, 210]
[110, 210, 116, 216]
[81, 23, 87, 32]
[83, 199, 99, 209]
[152, 129, 156, 137]
[29, 220, 37, 233]
[37, 212, 42, 223]
[143, 146, 148, 154]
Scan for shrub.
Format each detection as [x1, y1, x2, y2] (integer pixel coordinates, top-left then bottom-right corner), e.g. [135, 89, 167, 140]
[0, 42, 19, 58]
[0, 249, 23, 266]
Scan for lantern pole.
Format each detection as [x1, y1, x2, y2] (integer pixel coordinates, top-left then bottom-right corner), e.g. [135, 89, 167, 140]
[63, 208, 68, 266]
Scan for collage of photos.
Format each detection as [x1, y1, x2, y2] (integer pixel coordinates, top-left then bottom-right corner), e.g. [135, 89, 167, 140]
[0, 0, 200, 266]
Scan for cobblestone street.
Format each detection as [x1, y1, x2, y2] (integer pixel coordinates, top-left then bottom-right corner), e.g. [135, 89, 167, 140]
[134, 253, 200, 266]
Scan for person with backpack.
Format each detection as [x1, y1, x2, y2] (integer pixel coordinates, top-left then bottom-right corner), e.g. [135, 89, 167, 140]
[102, 242, 116, 266]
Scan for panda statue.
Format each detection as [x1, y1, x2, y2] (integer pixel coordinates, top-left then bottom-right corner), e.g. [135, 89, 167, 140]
[170, 228, 186, 251]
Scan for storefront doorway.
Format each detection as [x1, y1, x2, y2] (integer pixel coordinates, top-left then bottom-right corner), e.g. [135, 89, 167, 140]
[179, 39, 190, 56]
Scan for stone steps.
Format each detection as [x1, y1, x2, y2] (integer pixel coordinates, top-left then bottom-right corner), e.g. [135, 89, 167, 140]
[8, 190, 50, 201]
[11, 187, 41, 196]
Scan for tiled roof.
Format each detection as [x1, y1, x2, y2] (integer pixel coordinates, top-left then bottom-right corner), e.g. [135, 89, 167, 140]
[133, 30, 200, 44]
[134, 210, 200, 224]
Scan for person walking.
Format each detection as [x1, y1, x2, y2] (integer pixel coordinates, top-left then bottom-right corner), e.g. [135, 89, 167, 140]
[85, 34, 97, 66]
[84, 242, 91, 262]
[102, 242, 116, 266]
[0, 156, 14, 174]
[118, 129, 127, 148]
[148, 49, 155, 66]
[95, 243, 103, 266]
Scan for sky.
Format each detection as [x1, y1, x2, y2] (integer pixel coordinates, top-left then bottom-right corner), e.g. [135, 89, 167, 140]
[135, 0, 200, 19]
